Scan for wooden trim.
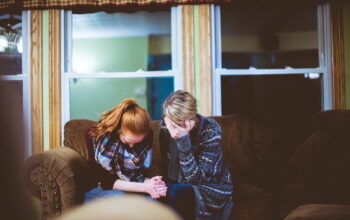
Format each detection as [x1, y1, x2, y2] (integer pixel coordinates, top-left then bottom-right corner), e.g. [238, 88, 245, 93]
[30, 10, 43, 154]
[49, 10, 61, 148]
[330, 0, 345, 109]
[182, 5, 195, 95]
[198, 4, 212, 116]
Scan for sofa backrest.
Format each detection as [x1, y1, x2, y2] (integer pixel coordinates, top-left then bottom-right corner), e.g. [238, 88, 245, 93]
[211, 115, 258, 183]
[64, 119, 95, 161]
[212, 114, 308, 186]
[63, 111, 350, 188]
[147, 121, 162, 177]
[63, 115, 306, 185]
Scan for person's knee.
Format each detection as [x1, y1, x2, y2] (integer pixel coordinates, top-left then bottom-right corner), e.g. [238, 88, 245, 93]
[85, 187, 124, 202]
[167, 184, 195, 220]
[101, 189, 124, 197]
[168, 184, 194, 201]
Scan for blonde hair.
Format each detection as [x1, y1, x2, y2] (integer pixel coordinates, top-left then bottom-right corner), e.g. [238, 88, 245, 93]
[90, 98, 150, 140]
[163, 90, 197, 123]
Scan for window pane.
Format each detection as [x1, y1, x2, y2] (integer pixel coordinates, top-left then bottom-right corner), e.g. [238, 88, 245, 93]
[221, 4, 318, 69]
[72, 10, 171, 73]
[0, 13, 23, 75]
[70, 77, 173, 120]
[221, 74, 322, 117]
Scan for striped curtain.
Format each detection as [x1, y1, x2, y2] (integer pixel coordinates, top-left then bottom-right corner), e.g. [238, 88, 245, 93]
[0, 0, 230, 10]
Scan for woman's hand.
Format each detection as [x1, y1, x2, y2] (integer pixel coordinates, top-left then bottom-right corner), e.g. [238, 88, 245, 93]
[113, 177, 167, 199]
[143, 176, 167, 199]
[164, 117, 195, 139]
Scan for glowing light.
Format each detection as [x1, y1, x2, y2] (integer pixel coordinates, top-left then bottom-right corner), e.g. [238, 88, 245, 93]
[0, 36, 7, 52]
[73, 56, 95, 73]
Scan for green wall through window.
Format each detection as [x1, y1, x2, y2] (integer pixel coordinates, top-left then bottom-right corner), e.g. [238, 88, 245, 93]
[70, 36, 148, 120]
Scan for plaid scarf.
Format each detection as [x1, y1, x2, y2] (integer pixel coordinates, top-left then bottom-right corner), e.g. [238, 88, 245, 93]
[93, 134, 152, 183]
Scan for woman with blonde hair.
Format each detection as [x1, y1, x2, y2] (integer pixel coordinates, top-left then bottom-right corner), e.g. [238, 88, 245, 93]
[160, 90, 233, 220]
[85, 98, 167, 201]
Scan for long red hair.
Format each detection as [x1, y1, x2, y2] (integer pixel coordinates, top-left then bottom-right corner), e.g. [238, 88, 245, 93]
[89, 98, 150, 140]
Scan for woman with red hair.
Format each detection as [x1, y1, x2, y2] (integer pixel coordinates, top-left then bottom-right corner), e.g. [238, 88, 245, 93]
[85, 98, 167, 201]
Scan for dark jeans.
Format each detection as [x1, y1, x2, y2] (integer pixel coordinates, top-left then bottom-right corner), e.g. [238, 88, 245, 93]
[84, 186, 153, 203]
[84, 186, 125, 202]
[86, 184, 195, 219]
[160, 183, 196, 220]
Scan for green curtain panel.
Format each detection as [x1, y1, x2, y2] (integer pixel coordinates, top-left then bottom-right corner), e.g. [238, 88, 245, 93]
[0, 0, 231, 10]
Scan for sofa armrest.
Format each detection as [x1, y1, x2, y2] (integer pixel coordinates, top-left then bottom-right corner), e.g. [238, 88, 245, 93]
[284, 204, 350, 220]
[22, 146, 92, 219]
[276, 182, 325, 219]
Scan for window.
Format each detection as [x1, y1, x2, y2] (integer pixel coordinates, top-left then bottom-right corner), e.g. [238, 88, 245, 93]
[0, 12, 31, 156]
[63, 7, 181, 123]
[213, 3, 331, 117]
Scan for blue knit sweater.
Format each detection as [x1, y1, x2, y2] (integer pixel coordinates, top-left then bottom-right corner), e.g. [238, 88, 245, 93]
[160, 114, 233, 219]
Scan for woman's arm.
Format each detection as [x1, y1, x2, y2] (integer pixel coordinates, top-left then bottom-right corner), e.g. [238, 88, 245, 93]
[176, 131, 223, 184]
[165, 118, 224, 185]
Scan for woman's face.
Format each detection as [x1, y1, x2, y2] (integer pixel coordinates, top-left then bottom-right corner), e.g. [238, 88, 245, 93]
[119, 130, 146, 148]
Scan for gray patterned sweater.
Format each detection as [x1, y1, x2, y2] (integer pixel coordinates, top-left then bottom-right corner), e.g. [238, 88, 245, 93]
[159, 114, 233, 219]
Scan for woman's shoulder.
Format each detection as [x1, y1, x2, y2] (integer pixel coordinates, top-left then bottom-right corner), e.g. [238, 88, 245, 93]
[198, 114, 222, 133]
[196, 115, 222, 143]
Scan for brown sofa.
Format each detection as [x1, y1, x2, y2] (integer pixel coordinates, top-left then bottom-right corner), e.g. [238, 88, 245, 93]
[22, 110, 350, 220]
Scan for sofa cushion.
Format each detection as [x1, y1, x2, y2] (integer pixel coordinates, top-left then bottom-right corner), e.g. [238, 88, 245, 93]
[251, 115, 308, 187]
[276, 182, 325, 219]
[288, 131, 325, 183]
[288, 111, 350, 190]
[284, 204, 350, 220]
[231, 183, 273, 220]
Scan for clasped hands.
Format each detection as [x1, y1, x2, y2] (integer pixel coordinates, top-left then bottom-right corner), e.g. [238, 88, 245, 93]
[164, 117, 196, 139]
[143, 176, 167, 199]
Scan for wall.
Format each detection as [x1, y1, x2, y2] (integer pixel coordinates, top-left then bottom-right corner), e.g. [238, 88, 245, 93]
[70, 37, 148, 120]
[72, 37, 148, 73]
[148, 35, 171, 55]
[222, 31, 318, 52]
[70, 78, 148, 120]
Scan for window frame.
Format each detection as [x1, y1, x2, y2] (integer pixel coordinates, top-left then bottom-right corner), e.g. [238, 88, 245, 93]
[0, 11, 31, 157]
[61, 7, 182, 128]
[211, 4, 332, 116]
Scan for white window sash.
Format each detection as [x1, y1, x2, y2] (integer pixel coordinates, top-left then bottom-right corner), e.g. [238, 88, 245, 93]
[0, 11, 31, 157]
[61, 7, 182, 137]
[212, 4, 332, 116]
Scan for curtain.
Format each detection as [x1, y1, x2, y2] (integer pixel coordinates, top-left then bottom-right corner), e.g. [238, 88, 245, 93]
[0, 0, 231, 10]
